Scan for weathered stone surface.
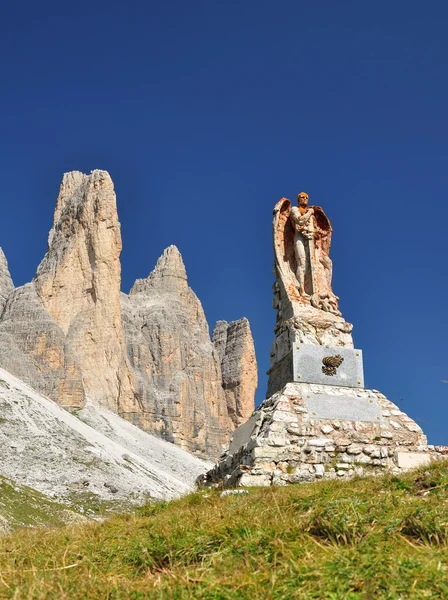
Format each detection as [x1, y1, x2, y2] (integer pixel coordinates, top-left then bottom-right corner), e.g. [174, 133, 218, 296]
[303, 387, 382, 422]
[121, 245, 233, 458]
[199, 382, 447, 488]
[198, 188, 443, 488]
[34, 170, 136, 412]
[0, 249, 13, 314]
[0, 283, 84, 407]
[272, 195, 353, 341]
[396, 452, 431, 469]
[228, 411, 263, 455]
[212, 318, 257, 428]
[276, 194, 340, 314]
[212, 321, 229, 364]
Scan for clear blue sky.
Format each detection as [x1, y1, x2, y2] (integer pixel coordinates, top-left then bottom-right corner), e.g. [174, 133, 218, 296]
[1, 1, 447, 444]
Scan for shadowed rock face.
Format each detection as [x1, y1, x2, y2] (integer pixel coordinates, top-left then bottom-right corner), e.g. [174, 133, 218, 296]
[121, 246, 233, 458]
[0, 171, 258, 459]
[0, 282, 84, 407]
[0, 249, 13, 315]
[0, 248, 84, 406]
[212, 319, 257, 428]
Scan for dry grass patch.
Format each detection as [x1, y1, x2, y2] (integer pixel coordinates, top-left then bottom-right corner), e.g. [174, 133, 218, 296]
[1, 462, 448, 598]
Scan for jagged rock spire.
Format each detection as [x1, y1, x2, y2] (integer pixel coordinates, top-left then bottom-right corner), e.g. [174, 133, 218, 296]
[212, 318, 257, 428]
[122, 244, 233, 458]
[34, 170, 135, 411]
[150, 245, 188, 281]
[130, 245, 188, 295]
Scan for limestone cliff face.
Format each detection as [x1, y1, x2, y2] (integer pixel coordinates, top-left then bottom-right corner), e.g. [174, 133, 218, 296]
[34, 170, 135, 412]
[212, 319, 257, 428]
[0, 250, 82, 405]
[0, 249, 14, 314]
[121, 246, 233, 458]
[0, 282, 84, 407]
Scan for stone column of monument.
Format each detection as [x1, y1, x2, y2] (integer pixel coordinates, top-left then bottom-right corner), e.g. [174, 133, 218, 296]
[200, 192, 447, 488]
[267, 192, 355, 396]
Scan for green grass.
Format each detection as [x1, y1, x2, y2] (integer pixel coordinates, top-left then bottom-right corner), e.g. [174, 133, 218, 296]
[0, 477, 88, 533]
[1, 462, 448, 598]
[63, 489, 137, 518]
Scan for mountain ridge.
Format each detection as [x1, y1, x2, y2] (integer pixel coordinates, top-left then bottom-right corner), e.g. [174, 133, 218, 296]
[0, 170, 258, 458]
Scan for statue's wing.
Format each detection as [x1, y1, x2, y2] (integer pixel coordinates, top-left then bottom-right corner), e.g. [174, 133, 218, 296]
[312, 206, 333, 256]
[273, 198, 300, 317]
[273, 198, 292, 280]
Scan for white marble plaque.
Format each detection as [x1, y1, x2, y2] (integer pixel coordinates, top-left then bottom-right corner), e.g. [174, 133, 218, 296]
[305, 392, 383, 422]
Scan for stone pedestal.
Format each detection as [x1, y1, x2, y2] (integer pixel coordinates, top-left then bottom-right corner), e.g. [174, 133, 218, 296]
[199, 193, 448, 488]
[199, 381, 447, 488]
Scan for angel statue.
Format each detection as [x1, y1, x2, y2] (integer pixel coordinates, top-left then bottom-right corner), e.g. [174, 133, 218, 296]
[273, 192, 341, 316]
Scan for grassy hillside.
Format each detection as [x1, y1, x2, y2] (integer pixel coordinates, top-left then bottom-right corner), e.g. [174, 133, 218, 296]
[0, 476, 88, 534]
[1, 462, 448, 599]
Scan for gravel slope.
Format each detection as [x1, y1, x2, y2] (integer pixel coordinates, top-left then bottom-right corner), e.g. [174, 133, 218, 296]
[0, 367, 210, 509]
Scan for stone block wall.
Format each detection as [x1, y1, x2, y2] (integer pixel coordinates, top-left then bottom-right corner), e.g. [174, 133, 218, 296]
[200, 382, 448, 488]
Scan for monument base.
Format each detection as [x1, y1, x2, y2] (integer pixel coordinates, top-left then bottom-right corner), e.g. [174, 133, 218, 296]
[199, 382, 448, 488]
[267, 344, 364, 396]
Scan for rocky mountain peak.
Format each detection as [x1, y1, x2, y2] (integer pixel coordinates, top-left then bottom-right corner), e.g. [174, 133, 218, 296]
[212, 317, 257, 428]
[122, 244, 234, 458]
[33, 169, 135, 411]
[130, 245, 188, 295]
[152, 245, 187, 280]
[50, 170, 115, 245]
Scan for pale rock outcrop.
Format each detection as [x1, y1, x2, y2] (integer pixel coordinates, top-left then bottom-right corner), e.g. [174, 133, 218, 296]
[0, 283, 84, 407]
[34, 170, 136, 412]
[121, 246, 233, 458]
[212, 318, 257, 428]
[0, 249, 13, 314]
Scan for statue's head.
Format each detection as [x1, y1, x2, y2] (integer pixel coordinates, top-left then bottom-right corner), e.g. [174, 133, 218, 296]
[297, 192, 309, 207]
